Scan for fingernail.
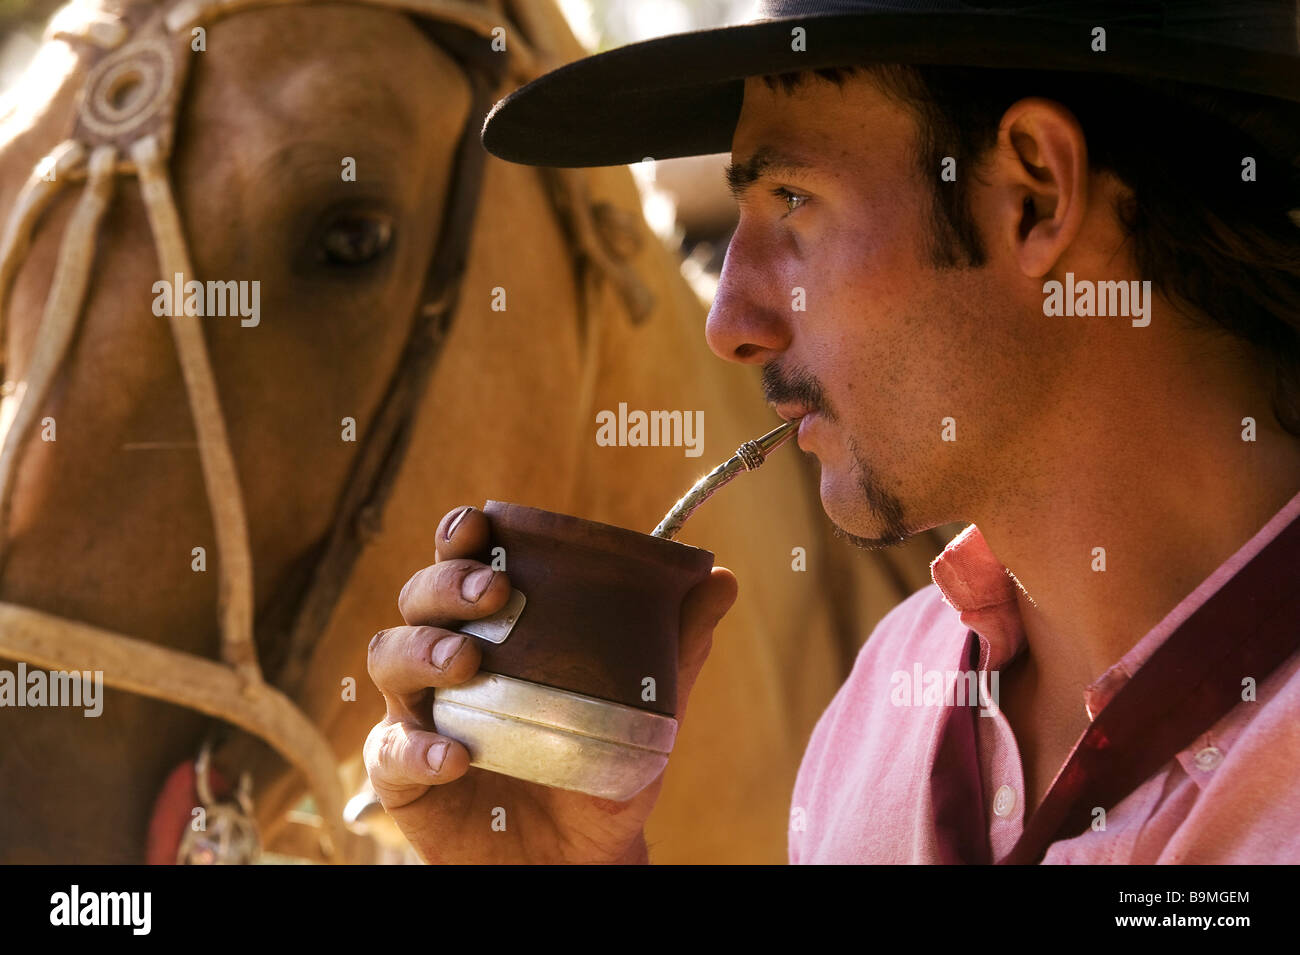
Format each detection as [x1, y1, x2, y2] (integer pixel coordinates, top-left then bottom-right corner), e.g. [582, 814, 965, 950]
[462, 568, 495, 603]
[428, 741, 449, 773]
[444, 506, 473, 542]
[432, 635, 467, 670]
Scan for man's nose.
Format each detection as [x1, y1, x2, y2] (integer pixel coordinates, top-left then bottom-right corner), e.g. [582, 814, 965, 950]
[705, 230, 792, 365]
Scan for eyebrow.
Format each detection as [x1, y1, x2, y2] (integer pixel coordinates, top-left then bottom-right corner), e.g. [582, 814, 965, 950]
[724, 146, 819, 203]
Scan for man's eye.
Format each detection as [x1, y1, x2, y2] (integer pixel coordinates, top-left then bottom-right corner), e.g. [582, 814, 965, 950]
[771, 187, 808, 216]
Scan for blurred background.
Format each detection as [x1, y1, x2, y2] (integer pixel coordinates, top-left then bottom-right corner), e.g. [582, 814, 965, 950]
[0, 0, 59, 90]
[0, 0, 747, 301]
[563, 0, 752, 301]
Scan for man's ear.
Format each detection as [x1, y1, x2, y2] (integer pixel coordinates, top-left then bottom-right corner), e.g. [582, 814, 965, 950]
[990, 97, 1089, 279]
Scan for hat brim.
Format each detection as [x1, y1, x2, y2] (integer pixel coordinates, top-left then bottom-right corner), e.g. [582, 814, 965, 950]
[481, 11, 1300, 168]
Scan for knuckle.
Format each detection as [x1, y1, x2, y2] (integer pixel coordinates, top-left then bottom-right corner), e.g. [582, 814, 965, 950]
[434, 560, 482, 608]
[402, 626, 439, 672]
[362, 720, 391, 771]
[432, 559, 468, 595]
[366, 629, 392, 680]
[396, 567, 430, 619]
[375, 724, 407, 772]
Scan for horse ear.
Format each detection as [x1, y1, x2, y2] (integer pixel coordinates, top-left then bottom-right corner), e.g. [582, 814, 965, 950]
[591, 189, 656, 326]
[592, 201, 644, 263]
[545, 165, 658, 330]
[489, 1, 659, 329]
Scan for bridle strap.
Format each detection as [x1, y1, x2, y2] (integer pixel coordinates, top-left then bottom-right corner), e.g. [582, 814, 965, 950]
[0, 598, 347, 854]
[0, 140, 86, 392]
[133, 133, 262, 682]
[0, 146, 116, 569]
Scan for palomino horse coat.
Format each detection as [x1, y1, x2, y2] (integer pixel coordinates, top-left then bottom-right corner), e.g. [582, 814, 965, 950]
[0, 0, 948, 863]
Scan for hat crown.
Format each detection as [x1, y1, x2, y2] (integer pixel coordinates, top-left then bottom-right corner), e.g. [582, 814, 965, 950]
[758, 0, 1298, 54]
[483, 0, 1300, 167]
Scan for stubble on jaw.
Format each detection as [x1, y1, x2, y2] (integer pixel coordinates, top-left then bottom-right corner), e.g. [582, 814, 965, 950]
[831, 434, 911, 550]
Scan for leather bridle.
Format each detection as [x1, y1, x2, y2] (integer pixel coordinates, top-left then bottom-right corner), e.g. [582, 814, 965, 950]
[0, 0, 541, 862]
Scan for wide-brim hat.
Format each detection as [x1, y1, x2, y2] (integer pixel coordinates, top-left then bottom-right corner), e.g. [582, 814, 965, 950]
[481, 0, 1300, 168]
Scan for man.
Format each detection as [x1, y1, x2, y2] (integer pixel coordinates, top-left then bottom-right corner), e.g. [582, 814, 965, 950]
[364, 0, 1300, 863]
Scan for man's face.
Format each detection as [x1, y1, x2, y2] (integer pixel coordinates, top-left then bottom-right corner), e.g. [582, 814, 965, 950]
[708, 74, 1062, 547]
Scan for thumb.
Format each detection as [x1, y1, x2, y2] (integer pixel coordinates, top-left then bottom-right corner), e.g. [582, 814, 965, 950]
[675, 566, 738, 716]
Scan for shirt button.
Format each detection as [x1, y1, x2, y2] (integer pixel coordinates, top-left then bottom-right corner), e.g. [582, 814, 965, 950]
[1193, 746, 1223, 771]
[993, 784, 1017, 817]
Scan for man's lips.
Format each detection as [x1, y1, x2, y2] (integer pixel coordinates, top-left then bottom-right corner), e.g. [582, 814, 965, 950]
[795, 411, 822, 450]
[773, 403, 815, 424]
[772, 404, 822, 450]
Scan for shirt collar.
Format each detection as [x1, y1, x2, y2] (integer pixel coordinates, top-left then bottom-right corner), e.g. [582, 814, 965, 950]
[929, 486, 1300, 742]
[1088, 486, 1300, 717]
[929, 524, 1026, 675]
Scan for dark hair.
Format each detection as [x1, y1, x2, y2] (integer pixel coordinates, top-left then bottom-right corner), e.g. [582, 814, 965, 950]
[763, 66, 1300, 435]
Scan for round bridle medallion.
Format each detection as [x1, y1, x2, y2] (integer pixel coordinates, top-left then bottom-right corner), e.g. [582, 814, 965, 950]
[79, 37, 174, 140]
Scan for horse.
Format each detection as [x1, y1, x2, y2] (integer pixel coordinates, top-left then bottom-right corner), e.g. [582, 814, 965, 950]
[0, 0, 948, 863]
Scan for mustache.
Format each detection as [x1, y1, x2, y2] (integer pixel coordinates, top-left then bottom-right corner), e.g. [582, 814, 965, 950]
[761, 362, 836, 423]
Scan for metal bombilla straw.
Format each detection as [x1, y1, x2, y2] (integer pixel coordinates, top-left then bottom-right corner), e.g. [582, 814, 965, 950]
[651, 420, 799, 540]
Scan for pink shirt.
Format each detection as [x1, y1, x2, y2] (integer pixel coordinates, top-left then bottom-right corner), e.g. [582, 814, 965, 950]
[789, 490, 1300, 864]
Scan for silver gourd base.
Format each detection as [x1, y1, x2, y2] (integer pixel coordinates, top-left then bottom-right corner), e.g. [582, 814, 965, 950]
[432, 672, 678, 801]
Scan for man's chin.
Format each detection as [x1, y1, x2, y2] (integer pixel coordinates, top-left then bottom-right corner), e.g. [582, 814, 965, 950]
[819, 468, 912, 550]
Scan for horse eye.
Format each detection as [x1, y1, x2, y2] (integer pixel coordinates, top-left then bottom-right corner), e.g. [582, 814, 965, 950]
[316, 212, 394, 266]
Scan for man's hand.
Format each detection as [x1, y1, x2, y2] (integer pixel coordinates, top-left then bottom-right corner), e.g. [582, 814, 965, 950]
[363, 504, 738, 864]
